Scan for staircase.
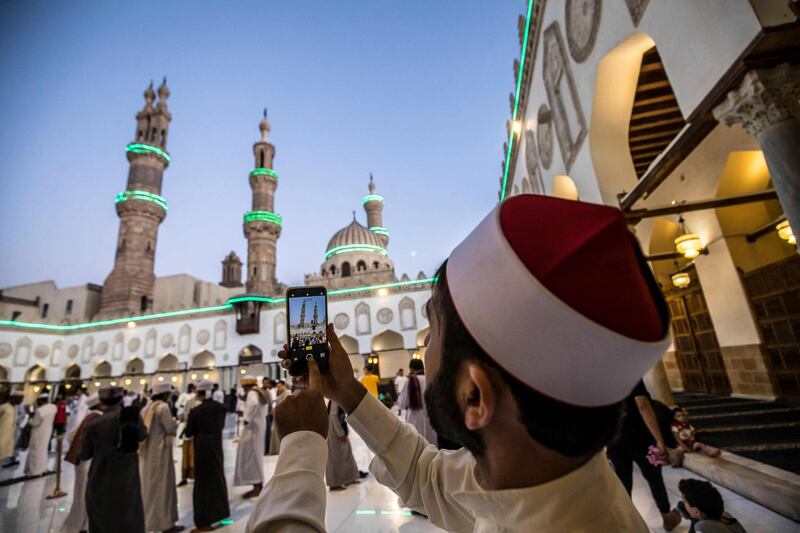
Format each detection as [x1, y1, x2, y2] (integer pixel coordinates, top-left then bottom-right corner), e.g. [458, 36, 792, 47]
[673, 392, 800, 475]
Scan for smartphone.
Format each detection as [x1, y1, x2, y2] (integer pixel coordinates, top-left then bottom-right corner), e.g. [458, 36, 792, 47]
[286, 286, 330, 375]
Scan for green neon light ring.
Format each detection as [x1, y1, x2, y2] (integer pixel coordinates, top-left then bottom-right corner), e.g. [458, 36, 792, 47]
[226, 277, 436, 305]
[324, 244, 388, 259]
[249, 168, 280, 181]
[500, 0, 535, 202]
[361, 194, 384, 206]
[115, 190, 168, 211]
[369, 226, 390, 236]
[126, 143, 171, 163]
[243, 210, 282, 226]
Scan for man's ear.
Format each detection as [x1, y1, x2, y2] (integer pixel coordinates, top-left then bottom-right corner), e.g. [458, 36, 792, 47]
[461, 363, 497, 431]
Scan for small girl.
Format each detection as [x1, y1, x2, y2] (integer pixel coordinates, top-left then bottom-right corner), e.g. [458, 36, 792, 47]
[671, 407, 721, 457]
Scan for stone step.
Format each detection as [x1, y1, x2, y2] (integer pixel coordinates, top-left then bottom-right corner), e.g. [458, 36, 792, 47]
[696, 424, 800, 448]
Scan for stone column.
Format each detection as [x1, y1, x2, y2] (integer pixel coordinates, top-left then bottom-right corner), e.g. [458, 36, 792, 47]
[713, 63, 800, 251]
[644, 359, 675, 406]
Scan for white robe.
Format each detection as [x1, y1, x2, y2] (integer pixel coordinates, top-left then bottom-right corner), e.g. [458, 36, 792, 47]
[0, 403, 16, 459]
[140, 400, 179, 532]
[66, 395, 88, 435]
[233, 389, 267, 486]
[24, 403, 57, 476]
[397, 374, 437, 444]
[246, 393, 649, 532]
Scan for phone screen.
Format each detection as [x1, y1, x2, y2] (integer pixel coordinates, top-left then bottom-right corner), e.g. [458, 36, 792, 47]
[286, 286, 329, 375]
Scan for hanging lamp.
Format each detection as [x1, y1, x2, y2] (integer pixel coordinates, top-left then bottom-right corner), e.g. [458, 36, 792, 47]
[674, 216, 702, 258]
[776, 220, 796, 245]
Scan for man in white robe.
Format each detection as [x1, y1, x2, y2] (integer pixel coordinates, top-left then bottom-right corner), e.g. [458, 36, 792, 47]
[0, 388, 16, 462]
[61, 393, 102, 533]
[246, 196, 673, 532]
[140, 382, 183, 532]
[24, 393, 57, 477]
[233, 375, 268, 498]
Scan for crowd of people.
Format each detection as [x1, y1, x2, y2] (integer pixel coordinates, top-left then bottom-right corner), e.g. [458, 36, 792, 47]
[0, 196, 752, 532]
[289, 330, 325, 349]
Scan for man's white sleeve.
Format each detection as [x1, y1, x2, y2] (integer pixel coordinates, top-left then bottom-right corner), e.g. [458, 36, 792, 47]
[347, 393, 475, 532]
[245, 431, 328, 533]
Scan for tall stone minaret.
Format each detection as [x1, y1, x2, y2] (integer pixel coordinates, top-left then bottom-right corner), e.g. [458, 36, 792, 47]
[364, 174, 389, 247]
[244, 109, 281, 295]
[99, 79, 172, 317]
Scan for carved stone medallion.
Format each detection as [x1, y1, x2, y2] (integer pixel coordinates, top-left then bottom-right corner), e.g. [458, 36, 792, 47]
[334, 313, 350, 330]
[128, 337, 141, 352]
[0, 342, 11, 358]
[196, 329, 210, 345]
[377, 308, 393, 325]
[97, 341, 109, 355]
[34, 345, 49, 359]
[68, 344, 79, 358]
[566, 0, 601, 63]
[536, 104, 554, 169]
[161, 333, 174, 348]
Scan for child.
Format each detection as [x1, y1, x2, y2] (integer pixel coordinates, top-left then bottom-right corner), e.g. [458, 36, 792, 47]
[677, 478, 746, 532]
[671, 407, 721, 457]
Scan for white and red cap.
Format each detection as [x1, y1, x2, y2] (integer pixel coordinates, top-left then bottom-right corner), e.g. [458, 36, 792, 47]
[446, 195, 670, 407]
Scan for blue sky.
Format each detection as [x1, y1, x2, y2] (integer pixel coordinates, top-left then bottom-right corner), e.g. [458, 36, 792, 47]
[288, 295, 326, 328]
[0, 1, 522, 289]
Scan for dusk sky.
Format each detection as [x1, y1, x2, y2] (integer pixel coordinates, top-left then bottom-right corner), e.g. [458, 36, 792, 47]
[0, 1, 522, 289]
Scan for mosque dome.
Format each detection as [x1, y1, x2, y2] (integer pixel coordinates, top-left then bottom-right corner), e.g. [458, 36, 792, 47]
[326, 219, 385, 254]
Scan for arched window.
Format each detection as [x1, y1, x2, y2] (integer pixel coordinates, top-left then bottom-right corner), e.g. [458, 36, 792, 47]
[373, 261, 380, 269]
[138, 130, 143, 141]
[151, 127, 157, 141]
[160, 130, 166, 146]
[357, 260, 367, 272]
[146, 241, 152, 254]
[140, 296, 148, 312]
[259, 151, 265, 168]
[330, 265, 337, 275]
[342, 262, 351, 277]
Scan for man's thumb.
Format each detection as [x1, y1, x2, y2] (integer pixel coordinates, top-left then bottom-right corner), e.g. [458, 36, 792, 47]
[307, 356, 322, 392]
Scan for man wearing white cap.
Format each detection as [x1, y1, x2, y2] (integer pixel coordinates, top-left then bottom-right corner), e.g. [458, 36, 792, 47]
[62, 393, 102, 533]
[233, 375, 268, 498]
[140, 382, 183, 533]
[248, 195, 671, 531]
[24, 392, 57, 476]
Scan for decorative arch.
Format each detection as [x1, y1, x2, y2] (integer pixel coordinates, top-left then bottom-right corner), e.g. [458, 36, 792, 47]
[112, 332, 124, 361]
[398, 297, 417, 331]
[371, 329, 404, 352]
[157, 353, 179, 372]
[213, 319, 227, 350]
[416, 327, 430, 348]
[355, 302, 371, 335]
[14, 337, 32, 367]
[81, 336, 94, 364]
[125, 357, 144, 375]
[239, 345, 263, 365]
[341, 261, 352, 277]
[192, 350, 215, 369]
[50, 340, 63, 367]
[94, 361, 112, 377]
[274, 312, 287, 344]
[144, 328, 157, 357]
[26, 364, 46, 382]
[64, 363, 81, 380]
[338, 335, 359, 355]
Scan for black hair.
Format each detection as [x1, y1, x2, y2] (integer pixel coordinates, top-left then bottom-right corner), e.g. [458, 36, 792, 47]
[672, 406, 687, 414]
[428, 261, 623, 457]
[409, 358, 424, 372]
[101, 396, 123, 407]
[679, 478, 724, 520]
[366, 364, 376, 373]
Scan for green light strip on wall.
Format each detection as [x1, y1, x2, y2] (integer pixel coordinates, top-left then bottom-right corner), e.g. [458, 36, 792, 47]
[369, 226, 390, 237]
[500, 0, 535, 202]
[225, 277, 436, 305]
[324, 244, 388, 259]
[249, 168, 280, 181]
[243, 210, 282, 225]
[361, 194, 384, 206]
[0, 304, 231, 332]
[126, 143, 171, 163]
[115, 190, 168, 211]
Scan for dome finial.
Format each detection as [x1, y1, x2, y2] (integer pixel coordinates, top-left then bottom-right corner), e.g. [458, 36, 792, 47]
[259, 107, 271, 142]
[368, 173, 376, 194]
[157, 77, 170, 109]
[352, 210, 356, 221]
[144, 81, 155, 110]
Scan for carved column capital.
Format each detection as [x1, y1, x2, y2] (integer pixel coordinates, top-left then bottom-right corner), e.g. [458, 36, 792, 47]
[713, 63, 800, 137]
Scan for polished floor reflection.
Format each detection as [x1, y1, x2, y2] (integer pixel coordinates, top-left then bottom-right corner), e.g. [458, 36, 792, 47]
[0, 416, 796, 532]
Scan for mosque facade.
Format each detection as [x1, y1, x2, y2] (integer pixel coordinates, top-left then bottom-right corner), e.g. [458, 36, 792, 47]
[0, 82, 432, 398]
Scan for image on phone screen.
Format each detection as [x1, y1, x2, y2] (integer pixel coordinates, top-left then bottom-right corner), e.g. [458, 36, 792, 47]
[286, 286, 328, 375]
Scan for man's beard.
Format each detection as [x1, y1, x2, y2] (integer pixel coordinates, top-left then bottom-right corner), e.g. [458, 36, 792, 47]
[424, 364, 486, 457]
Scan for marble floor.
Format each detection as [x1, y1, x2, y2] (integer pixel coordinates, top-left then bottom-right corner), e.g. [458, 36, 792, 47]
[1, 416, 797, 532]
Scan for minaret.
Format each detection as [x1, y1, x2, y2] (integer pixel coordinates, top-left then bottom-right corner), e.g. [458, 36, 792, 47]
[312, 302, 319, 328]
[299, 299, 307, 327]
[220, 251, 243, 288]
[244, 109, 282, 295]
[98, 79, 172, 317]
[363, 174, 389, 247]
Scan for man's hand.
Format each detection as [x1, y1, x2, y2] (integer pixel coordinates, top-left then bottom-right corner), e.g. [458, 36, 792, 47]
[278, 324, 368, 414]
[274, 358, 329, 440]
